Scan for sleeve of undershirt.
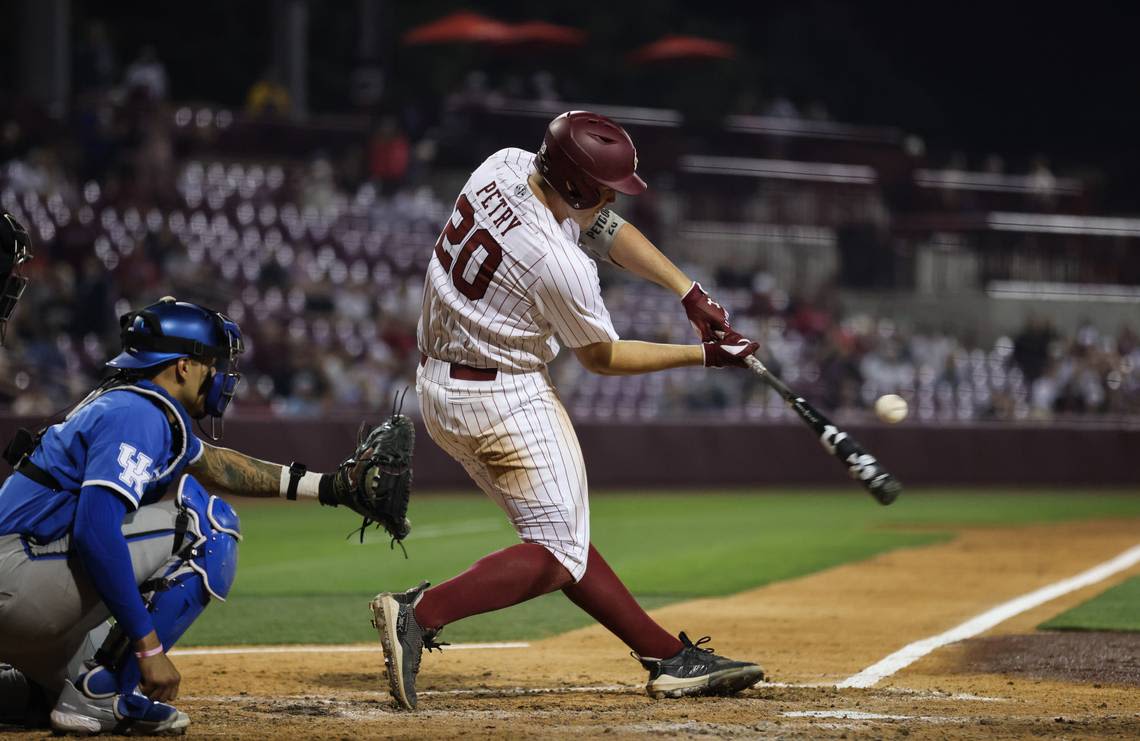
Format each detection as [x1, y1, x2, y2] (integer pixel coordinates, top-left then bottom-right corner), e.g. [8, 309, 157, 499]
[72, 485, 154, 642]
[532, 250, 620, 348]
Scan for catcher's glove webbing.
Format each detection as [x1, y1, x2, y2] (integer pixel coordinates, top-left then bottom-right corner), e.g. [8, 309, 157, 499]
[320, 393, 414, 552]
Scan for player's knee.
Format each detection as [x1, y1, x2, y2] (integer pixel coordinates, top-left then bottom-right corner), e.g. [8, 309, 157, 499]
[539, 541, 588, 584]
[174, 475, 241, 601]
[135, 476, 241, 652]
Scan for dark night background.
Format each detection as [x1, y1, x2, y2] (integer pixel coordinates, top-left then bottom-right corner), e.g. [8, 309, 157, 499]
[2, 0, 1127, 207]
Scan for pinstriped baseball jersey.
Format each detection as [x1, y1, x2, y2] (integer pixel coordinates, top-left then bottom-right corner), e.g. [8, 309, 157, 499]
[417, 147, 618, 372]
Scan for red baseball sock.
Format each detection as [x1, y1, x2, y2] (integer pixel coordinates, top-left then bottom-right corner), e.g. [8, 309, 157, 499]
[562, 545, 684, 659]
[413, 543, 573, 630]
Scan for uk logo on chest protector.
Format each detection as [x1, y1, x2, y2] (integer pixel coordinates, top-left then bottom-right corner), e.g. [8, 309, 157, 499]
[117, 443, 153, 497]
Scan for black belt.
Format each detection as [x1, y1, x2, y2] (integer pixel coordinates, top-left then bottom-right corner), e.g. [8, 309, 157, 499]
[15, 459, 63, 491]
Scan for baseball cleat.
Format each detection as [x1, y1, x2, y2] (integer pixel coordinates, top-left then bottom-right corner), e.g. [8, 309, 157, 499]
[49, 670, 189, 736]
[369, 581, 447, 710]
[637, 632, 765, 699]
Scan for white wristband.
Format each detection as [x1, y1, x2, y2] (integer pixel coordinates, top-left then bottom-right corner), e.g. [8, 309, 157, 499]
[279, 465, 322, 499]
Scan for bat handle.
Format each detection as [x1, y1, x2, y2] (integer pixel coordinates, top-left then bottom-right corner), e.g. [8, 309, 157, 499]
[744, 355, 766, 373]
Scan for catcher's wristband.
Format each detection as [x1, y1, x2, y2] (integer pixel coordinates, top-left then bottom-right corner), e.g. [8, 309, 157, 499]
[134, 645, 164, 660]
[279, 462, 322, 500]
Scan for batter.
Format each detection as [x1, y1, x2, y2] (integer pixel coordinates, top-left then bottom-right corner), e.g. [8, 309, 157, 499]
[372, 111, 765, 710]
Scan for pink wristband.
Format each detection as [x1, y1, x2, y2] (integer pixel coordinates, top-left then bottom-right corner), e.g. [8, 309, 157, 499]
[134, 645, 164, 659]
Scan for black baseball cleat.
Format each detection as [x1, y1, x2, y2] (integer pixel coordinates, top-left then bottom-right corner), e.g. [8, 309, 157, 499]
[636, 632, 765, 699]
[369, 581, 447, 710]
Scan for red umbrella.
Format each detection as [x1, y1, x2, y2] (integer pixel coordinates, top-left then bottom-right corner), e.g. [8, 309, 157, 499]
[628, 34, 737, 64]
[501, 21, 587, 47]
[402, 11, 512, 45]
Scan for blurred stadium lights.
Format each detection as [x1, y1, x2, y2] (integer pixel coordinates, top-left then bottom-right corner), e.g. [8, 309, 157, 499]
[915, 169, 1083, 195]
[485, 99, 682, 128]
[987, 281, 1140, 303]
[679, 221, 835, 245]
[680, 155, 877, 184]
[986, 212, 1140, 237]
[724, 114, 902, 144]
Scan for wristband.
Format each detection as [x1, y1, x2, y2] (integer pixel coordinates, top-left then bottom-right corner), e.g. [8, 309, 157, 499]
[280, 463, 323, 500]
[134, 645, 164, 659]
[283, 462, 306, 501]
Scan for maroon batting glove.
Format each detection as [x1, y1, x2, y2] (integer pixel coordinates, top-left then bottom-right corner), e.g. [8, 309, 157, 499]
[703, 331, 760, 368]
[681, 281, 731, 341]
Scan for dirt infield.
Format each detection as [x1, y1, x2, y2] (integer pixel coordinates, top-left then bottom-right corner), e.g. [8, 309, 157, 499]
[8, 518, 1140, 738]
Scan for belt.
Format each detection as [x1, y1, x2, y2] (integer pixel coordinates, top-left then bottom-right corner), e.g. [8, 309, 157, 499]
[420, 353, 498, 381]
[15, 459, 63, 491]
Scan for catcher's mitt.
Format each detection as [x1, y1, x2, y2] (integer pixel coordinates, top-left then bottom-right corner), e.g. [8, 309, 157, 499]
[322, 397, 414, 549]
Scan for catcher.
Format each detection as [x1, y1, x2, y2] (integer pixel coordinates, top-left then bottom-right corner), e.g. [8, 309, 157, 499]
[0, 296, 412, 734]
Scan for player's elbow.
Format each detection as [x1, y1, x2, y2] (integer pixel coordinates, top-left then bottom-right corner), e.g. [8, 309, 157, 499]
[573, 342, 618, 375]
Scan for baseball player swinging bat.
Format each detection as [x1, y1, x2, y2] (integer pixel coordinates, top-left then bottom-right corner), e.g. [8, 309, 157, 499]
[744, 355, 902, 505]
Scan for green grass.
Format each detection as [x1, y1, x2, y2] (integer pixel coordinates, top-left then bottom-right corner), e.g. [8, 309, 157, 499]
[1040, 575, 1140, 632]
[181, 489, 1140, 646]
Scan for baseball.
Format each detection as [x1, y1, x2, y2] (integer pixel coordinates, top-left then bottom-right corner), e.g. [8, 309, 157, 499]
[874, 394, 908, 424]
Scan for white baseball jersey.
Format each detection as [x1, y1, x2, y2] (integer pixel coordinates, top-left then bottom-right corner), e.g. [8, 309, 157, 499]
[415, 147, 618, 581]
[417, 147, 619, 371]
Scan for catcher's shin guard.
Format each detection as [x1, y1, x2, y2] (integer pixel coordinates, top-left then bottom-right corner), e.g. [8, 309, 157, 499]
[96, 475, 240, 692]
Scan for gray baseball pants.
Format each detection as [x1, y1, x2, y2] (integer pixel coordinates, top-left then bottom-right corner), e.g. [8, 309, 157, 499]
[0, 501, 181, 712]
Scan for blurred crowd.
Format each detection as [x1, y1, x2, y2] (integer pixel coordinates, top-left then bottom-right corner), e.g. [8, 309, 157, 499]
[2, 149, 1137, 424]
[2, 40, 1137, 424]
[554, 279, 1140, 423]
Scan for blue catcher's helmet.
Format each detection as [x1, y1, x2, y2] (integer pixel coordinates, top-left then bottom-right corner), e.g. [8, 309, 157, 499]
[107, 297, 245, 418]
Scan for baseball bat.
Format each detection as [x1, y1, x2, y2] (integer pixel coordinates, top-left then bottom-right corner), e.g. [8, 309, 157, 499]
[744, 355, 901, 505]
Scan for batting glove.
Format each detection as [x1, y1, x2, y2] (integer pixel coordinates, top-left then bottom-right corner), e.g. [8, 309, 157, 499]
[703, 331, 759, 368]
[681, 281, 731, 341]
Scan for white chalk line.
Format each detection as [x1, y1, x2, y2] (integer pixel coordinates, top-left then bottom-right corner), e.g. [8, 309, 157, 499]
[839, 542, 1140, 689]
[183, 684, 1006, 703]
[785, 710, 918, 721]
[173, 541, 1138, 694]
[171, 641, 528, 656]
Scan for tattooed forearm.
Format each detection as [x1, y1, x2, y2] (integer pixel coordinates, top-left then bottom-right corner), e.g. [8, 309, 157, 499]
[189, 443, 282, 498]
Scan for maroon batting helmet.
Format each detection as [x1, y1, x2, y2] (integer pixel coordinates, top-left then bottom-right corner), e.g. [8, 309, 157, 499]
[534, 111, 647, 209]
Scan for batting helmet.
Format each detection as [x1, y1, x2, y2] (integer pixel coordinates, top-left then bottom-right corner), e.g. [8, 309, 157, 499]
[108, 297, 244, 418]
[0, 213, 33, 345]
[534, 111, 647, 209]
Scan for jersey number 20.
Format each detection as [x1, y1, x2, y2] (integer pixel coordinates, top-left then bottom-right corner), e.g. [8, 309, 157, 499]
[433, 194, 503, 301]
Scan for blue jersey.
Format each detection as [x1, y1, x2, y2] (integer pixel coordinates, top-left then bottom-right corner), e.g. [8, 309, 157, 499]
[0, 380, 203, 543]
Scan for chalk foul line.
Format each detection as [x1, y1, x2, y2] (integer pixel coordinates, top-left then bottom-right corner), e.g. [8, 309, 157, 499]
[839, 542, 1140, 689]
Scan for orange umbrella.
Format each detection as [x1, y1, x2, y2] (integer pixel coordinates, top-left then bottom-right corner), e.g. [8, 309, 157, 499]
[402, 11, 512, 45]
[502, 20, 587, 46]
[628, 34, 737, 64]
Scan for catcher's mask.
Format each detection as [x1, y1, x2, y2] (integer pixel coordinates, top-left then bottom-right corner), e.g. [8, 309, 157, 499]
[0, 213, 33, 345]
[108, 297, 245, 419]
